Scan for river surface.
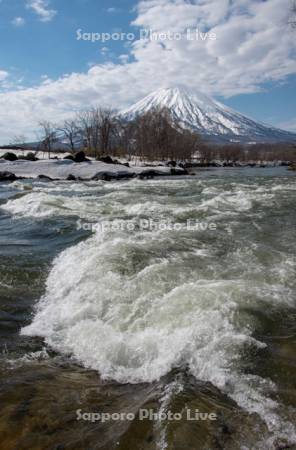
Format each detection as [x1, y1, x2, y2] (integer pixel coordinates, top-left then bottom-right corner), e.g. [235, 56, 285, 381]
[0, 167, 295, 450]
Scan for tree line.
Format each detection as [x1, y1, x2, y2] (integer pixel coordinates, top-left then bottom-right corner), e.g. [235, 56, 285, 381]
[198, 142, 296, 164]
[10, 106, 296, 163]
[32, 107, 200, 161]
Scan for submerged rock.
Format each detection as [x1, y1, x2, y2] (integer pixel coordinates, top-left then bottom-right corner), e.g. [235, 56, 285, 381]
[38, 174, 53, 181]
[288, 163, 296, 171]
[66, 174, 76, 181]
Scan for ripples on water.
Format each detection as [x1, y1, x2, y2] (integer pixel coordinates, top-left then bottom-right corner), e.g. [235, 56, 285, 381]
[0, 168, 295, 449]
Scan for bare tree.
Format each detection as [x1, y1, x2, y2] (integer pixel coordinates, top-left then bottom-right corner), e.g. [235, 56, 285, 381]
[218, 144, 245, 163]
[38, 121, 58, 159]
[9, 134, 27, 154]
[77, 109, 101, 157]
[97, 108, 117, 155]
[10, 134, 27, 146]
[118, 107, 200, 163]
[76, 106, 201, 162]
[77, 110, 94, 154]
[117, 121, 137, 160]
[77, 107, 118, 157]
[59, 120, 79, 153]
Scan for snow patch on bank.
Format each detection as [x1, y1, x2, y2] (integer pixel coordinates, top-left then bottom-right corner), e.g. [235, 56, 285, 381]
[0, 159, 173, 180]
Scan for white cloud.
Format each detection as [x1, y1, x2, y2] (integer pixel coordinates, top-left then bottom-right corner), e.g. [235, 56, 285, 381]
[12, 17, 26, 27]
[0, 0, 295, 143]
[101, 46, 109, 55]
[119, 54, 130, 64]
[0, 70, 9, 82]
[26, 0, 57, 22]
[106, 7, 122, 13]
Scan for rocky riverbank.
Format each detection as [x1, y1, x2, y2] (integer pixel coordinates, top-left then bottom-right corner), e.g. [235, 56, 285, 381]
[0, 158, 187, 182]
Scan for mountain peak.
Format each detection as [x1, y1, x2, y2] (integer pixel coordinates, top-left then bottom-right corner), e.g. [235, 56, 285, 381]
[120, 88, 296, 144]
[131, 86, 215, 110]
[152, 86, 193, 98]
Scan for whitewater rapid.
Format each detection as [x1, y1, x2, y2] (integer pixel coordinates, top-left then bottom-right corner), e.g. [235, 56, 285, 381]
[2, 172, 296, 447]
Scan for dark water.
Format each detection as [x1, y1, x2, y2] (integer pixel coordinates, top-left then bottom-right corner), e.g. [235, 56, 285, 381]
[0, 168, 295, 450]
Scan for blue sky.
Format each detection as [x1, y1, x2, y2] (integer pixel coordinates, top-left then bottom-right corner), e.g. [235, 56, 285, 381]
[0, 0, 136, 83]
[0, 0, 295, 143]
[219, 76, 296, 129]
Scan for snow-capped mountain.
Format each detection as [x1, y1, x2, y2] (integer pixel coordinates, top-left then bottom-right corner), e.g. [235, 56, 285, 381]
[120, 87, 296, 144]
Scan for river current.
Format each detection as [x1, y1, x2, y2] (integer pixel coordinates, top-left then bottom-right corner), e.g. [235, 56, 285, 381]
[0, 168, 295, 449]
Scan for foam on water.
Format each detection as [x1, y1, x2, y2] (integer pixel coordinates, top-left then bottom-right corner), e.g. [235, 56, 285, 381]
[2, 183, 268, 220]
[21, 233, 252, 383]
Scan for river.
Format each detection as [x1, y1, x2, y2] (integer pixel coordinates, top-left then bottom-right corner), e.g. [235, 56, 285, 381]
[0, 167, 295, 449]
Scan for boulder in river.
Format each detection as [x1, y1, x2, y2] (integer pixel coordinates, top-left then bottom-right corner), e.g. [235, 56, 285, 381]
[66, 174, 76, 181]
[170, 167, 188, 175]
[74, 151, 88, 163]
[138, 170, 158, 179]
[97, 155, 114, 164]
[91, 171, 135, 181]
[19, 152, 38, 161]
[166, 160, 177, 167]
[91, 172, 118, 181]
[0, 171, 18, 182]
[1, 152, 18, 161]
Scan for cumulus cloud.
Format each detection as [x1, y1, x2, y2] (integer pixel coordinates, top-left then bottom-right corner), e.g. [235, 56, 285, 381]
[0, 0, 295, 142]
[26, 0, 57, 22]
